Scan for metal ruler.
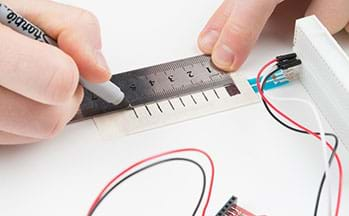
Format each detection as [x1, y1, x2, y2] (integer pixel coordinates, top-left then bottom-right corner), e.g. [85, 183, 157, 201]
[76, 55, 239, 120]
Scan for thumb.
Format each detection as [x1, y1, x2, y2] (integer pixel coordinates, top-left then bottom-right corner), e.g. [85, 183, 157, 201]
[210, 0, 282, 72]
[305, 0, 349, 34]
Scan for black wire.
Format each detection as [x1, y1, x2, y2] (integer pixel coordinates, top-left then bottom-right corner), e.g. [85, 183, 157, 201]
[89, 158, 207, 216]
[261, 68, 339, 216]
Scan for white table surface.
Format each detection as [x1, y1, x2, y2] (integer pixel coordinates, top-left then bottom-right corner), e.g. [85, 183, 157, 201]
[0, 0, 348, 215]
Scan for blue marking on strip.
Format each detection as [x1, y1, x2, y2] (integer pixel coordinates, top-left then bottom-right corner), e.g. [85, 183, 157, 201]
[248, 70, 289, 93]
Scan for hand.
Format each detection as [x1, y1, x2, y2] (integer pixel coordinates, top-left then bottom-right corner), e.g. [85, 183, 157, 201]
[198, 0, 349, 72]
[0, 0, 110, 144]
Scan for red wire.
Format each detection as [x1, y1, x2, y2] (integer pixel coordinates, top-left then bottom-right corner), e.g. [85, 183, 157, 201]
[87, 148, 215, 216]
[87, 60, 342, 215]
[256, 59, 343, 216]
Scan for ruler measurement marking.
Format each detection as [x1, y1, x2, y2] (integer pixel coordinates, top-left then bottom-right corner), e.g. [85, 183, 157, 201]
[190, 95, 197, 104]
[213, 89, 220, 99]
[206, 67, 212, 73]
[145, 105, 152, 116]
[179, 97, 186, 107]
[156, 103, 163, 113]
[168, 100, 175, 110]
[132, 108, 139, 119]
[202, 92, 209, 102]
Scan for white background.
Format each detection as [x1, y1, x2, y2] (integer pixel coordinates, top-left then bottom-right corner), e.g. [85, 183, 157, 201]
[0, 0, 348, 215]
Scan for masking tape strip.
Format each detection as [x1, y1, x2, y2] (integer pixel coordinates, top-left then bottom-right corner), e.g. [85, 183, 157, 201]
[93, 73, 258, 140]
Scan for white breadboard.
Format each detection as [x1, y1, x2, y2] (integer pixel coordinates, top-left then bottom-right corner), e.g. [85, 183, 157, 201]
[293, 16, 349, 149]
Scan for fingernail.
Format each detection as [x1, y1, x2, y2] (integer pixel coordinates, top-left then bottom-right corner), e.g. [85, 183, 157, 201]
[95, 50, 110, 73]
[213, 44, 235, 68]
[199, 30, 220, 52]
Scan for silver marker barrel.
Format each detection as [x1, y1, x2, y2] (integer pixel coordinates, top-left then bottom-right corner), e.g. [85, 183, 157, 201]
[0, 3, 128, 106]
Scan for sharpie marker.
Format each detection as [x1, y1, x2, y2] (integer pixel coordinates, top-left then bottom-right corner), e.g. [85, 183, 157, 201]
[0, 3, 129, 107]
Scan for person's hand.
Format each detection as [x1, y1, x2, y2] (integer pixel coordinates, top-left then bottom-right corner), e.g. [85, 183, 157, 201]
[198, 0, 349, 72]
[0, 0, 110, 144]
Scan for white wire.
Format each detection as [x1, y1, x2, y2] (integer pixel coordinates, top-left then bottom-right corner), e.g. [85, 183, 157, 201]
[267, 95, 332, 215]
[260, 68, 333, 215]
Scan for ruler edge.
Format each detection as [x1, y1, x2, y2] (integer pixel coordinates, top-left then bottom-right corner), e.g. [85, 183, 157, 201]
[115, 55, 213, 76]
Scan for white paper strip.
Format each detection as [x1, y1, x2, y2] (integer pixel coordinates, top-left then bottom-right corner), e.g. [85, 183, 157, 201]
[93, 73, 258, 140]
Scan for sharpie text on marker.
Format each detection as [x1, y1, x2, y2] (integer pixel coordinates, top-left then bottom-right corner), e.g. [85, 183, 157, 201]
[0, 4, 56, 44]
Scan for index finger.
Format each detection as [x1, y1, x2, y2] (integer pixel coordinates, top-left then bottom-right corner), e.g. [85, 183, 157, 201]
[211, 0, 283, 71]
